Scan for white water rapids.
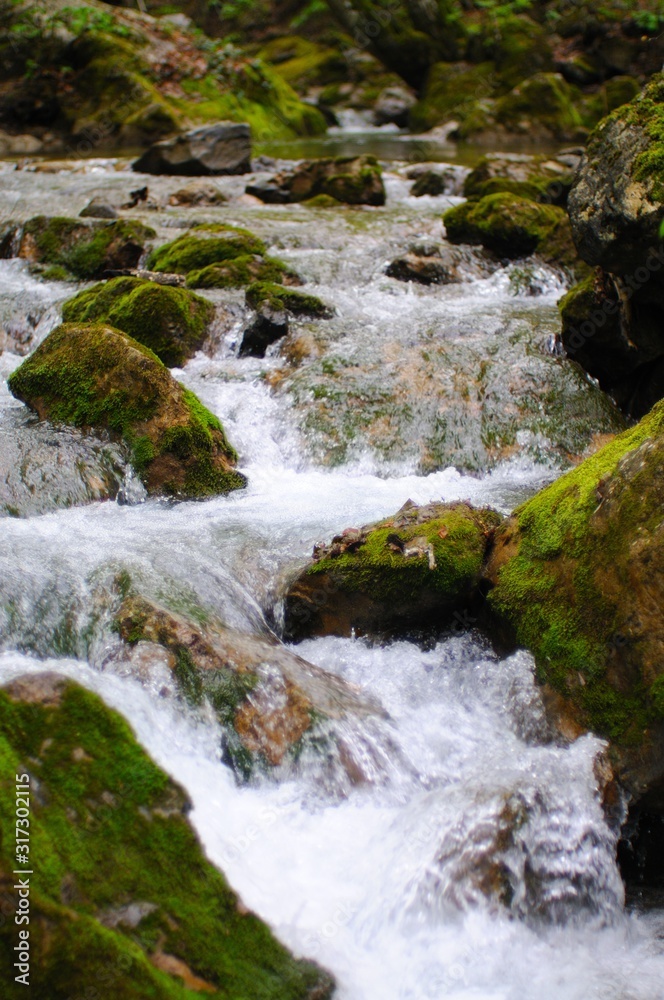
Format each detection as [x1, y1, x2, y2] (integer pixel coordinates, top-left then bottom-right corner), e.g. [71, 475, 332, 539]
[1, 151, 663, 998]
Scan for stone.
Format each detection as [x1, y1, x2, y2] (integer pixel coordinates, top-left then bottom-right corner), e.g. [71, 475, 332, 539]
[386, 243, 497, 285]
[283, 501, 502, 640]
[484, 400, 664, 814]
[168, 184, 228, 206]
[133, 123, 252, 176]
[463, 152, 581, 206]
[373, 86, 416, 127]
[7, 323, 246, 499]
[246, 155, 385, 206]
[80, 198, 119, 220]
[114, 595, 382, 774]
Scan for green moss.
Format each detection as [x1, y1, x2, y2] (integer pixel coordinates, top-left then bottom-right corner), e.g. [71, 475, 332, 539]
[463, 157, 574, 205]
[443, 193, 575, 264]
[302, 194, 343, 208]
[146, 230, 267, 274]
[186, 255, 297, 289]
[61, 277, 215, 368]
[0, 678, 333, 999]
[245, 281, 330, 318]
[489, 400, 664, 743]
[494, 73, 584, 139]
[308, 504, 501, 607]
[22, 217, 155, 280]
[409, 60, 497, 132]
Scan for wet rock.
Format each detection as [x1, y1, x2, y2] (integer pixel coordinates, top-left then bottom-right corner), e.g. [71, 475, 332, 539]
[115, 595, 382, 774]
[284, 501, 502, 640]
[386, 243, 497, 285]
[239, 283, 332, 358]
[373, 86, 416, 127]
[443, 193, 577, 267]
[463, 152, 581, 206]
[246, 156, 386, 206]
[168, 183, 228, 206]
[563, 77, 664, 416]
[409, 170, 453, 198]
[485, 400, 664, 812]
[187, 255, 300, 290]
[405, 162, 467, 197]
[79, 198, 119, 220]
[0, 673, 335, 997]
[133, 123, 252, 176]
[61, 277, 216, 368]
[8, 323, 246, 499]
[493, 73, 587, 142]
[0, 404, 129, 517]
[240, 305, 289, 358]
[8, 216, 156, 280]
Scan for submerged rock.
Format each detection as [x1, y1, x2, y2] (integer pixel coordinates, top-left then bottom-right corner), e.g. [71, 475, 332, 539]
[443, 193, 577, 268]
[246, 156, 386, 206]
[373, 86, 416, 127]
[7, 323, 246, 499]
[386, 243, 497, 285]
[563, 76, 664, 416]
[168, 183, 228, 206]
[284, 501, 502, 640]
[8, 216, 156, 280]
[61, 277, 216, 368]
[485, 400, 664, 810]
[240, 283, 332, 358]
[115, 595, 382, 776]
[0, 673, 334, 997]
[133, 123, 252, 176]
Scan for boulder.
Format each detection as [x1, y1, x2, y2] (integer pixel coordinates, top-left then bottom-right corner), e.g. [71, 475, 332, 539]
[61, 277, 216, 368]
[133, 123, 252, 176]
[373, 86, 416, 127]
[7, 323, 246, 499]
[493, 73, 586, 141]
[463, 151, 582, 206]
[564, 76, 664, 416]
[485, 400, 664, 812]
[283, 500, 503, 640]
[443, 193, 577, 267]
[80, 197, 119, 220]
[115, 595, 382, 776]
[0, 673, 334, 997]
[186, 255, 298, 290]
[8, 216, 155, 280]
[146, 226, 267, 273]
[240, 305, 289, 359]
[246, 156, 386, 206]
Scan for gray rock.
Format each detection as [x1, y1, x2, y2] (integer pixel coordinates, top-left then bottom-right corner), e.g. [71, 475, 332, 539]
[133, 123, 252, 177]
[239, 305, 288, 357]
[80, 198, 119, 220]
[373, 86, 415, 127]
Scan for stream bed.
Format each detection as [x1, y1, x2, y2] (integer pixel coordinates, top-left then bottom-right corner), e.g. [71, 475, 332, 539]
[1, 142, 662, 999]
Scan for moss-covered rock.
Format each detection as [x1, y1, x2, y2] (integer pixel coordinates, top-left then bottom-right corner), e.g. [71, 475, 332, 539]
[494, 73, 585, 140]
[284, 501, 502, 640]
[463, 152, 580, 206]
[443, 193, 577, 266]
[0, 672, 334, 998]
[13, 216, 155, 280]
[186, 255, 298, 289]
[114, 594, 379, 777]
[246, 156, 385, 206]
[61, 277, 215, 368]
[7, 323, 245, 499]
[409, 60, 496, 133]
[245, 282, 331, 319]
[485, 401, 664, 807]
[146, 227, 267, 274]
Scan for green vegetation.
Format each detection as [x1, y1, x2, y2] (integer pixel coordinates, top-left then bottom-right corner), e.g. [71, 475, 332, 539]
[61, 278, 215, 367]
[0, 676, 333, 999]
[146, 229, 267, 274]
[186, 255, 298, 289]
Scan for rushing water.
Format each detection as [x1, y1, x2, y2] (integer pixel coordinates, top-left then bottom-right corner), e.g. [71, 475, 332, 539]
[1, 146, 663, 998]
